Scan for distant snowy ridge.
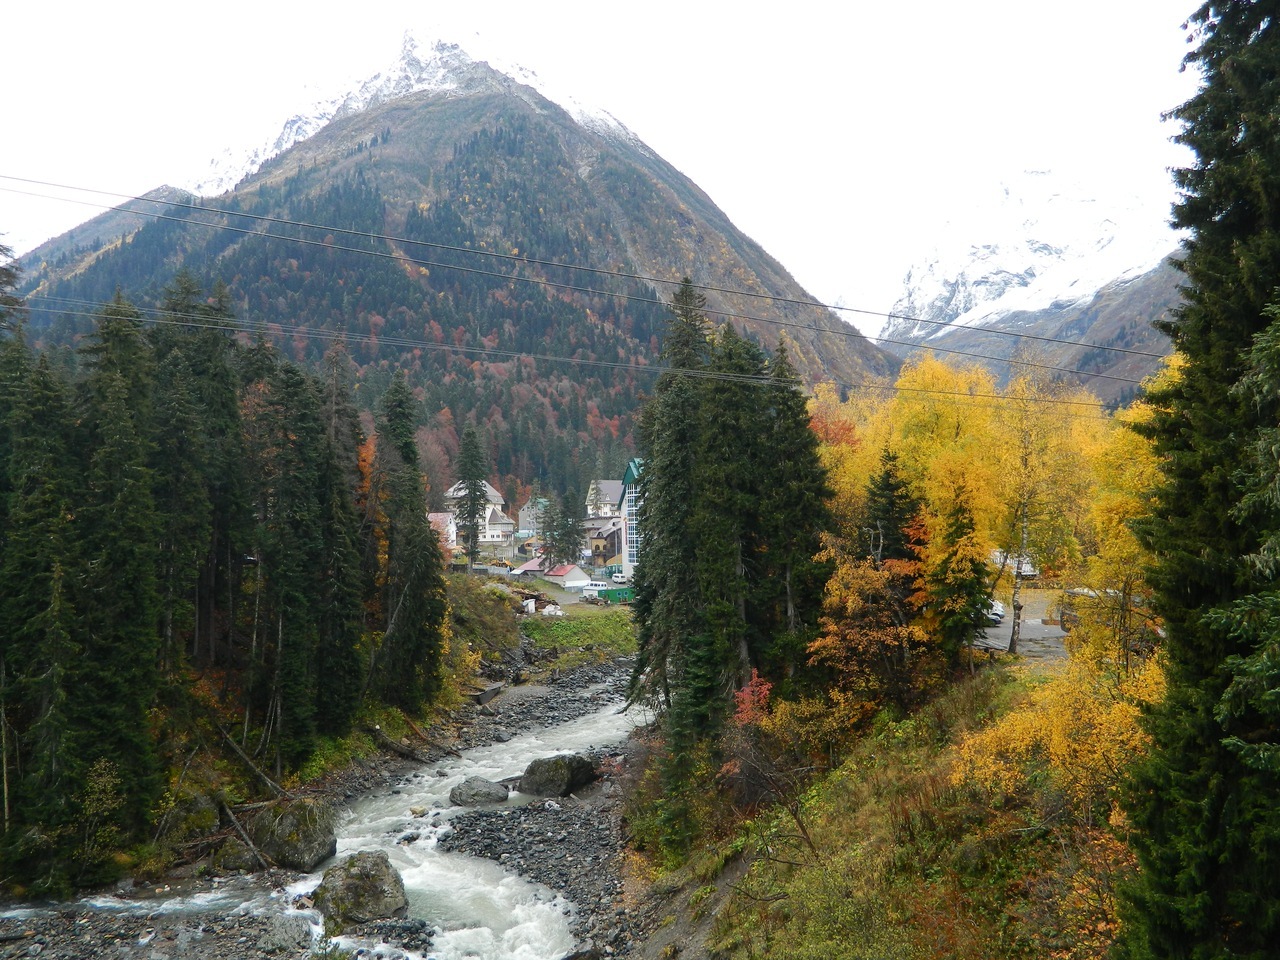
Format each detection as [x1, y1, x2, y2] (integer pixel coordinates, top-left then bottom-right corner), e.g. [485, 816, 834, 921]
[184, 34, 632, 197]
[883, 171, 1182, 346]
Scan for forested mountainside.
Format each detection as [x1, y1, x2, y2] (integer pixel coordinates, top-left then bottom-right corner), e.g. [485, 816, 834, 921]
[880, 257, 1179, 406]
[17, 68, 895, 498]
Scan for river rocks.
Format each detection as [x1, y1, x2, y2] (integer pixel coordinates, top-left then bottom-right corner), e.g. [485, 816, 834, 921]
[452, 656, 635, 750]
[313, 850, 408, 933]
[248, 797, 336, 871]
[256, 913, 312, 953]
[0, 656, 641, 960]
[439, 776, 632, 947]
[449, 775, 510, 805]
[519, 754, 597, 797]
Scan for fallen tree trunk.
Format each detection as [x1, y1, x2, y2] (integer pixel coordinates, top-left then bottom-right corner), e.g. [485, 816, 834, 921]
[218, 799, 273, 872]
[367, 726, 431, 763]
[212, 718, 287, 799]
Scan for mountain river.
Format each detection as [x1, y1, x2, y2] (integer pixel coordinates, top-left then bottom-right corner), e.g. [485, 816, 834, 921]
[2, 674, 641, 960]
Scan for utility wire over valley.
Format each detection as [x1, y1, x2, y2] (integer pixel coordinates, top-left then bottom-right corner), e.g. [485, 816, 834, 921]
[3, 174, 1167, 396]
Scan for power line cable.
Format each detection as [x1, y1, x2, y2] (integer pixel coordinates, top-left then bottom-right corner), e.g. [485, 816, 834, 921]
[2, 175, 1169, 365]
[24, 293, 1114, 415]
[8, 185, 1148, 387]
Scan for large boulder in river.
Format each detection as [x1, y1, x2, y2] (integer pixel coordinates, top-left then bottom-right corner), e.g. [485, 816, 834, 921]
[249, 797, 337, 871]
[449, 776, 510, 806]
[518, 754, 597, 797]
[313, 850, 408, 933]
[257, 913, 313, 953]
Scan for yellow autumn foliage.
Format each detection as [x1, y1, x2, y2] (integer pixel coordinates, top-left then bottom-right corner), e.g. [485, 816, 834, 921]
[951, 655, 1164, 817]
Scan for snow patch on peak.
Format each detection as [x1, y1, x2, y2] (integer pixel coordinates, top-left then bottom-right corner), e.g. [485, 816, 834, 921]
[884, 171, 1181, 346]
[183, 35, 476, 197]
[182, 32, 635, 198]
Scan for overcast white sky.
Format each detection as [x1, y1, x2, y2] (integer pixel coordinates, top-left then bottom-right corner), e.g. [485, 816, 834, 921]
[3, 2, 1199, 337]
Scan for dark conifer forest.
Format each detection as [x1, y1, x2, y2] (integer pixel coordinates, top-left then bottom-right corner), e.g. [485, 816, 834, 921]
[0, 268, 452, 892]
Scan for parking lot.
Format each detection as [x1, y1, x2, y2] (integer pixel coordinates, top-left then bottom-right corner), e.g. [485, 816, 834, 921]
[976, 587, 1068, 662]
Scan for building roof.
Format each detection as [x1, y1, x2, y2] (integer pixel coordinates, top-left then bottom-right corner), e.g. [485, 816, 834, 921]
[444, 479, 504, 506]
[620, 458, 644, 508]
[586, 480, 624, 513]
[590, 516, 624, 537]
[485, 505, 515, 526]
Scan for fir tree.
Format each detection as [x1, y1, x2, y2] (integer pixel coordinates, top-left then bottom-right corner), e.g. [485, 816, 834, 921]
[864, 447, 921, 566]
[755, 340, 831, 675]
[72, 368, 162, 836]
[543, 490, 585, 568]
[1118, 7, 1280, 955]
[924, 497, 990, 666]
[630, 279, 709, 710]
[456, 424, 490, 567]
[0, 355, 83, 889]
[365, 373, 448, 710]
[0, 243, 21, 334]
[692, 324, 768, 691]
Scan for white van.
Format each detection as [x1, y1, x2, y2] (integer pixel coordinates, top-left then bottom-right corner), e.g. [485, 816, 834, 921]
[611, 572, 630, 584]
[582, 581, 610, 597]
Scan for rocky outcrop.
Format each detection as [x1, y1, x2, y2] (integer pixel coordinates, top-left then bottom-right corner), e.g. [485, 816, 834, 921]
[449, 776, 510, 805]
[211, 837, 259, 873]
[313, 850, 408, 933]
[518, 754, 597, 797]
[249, 797, 337, 871]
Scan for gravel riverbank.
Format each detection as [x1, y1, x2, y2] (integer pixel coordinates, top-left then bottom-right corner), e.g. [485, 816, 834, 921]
[0, 656, 643, 960]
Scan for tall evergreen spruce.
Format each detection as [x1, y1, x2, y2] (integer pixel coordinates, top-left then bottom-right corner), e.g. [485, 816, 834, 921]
[0, 354, 84, 889]
[0, 243, 21, 334]
[756, 340, 831, 675]
[262, 365, 326, 769]
[1118, 7, 1280, 956]
[693, 324, 768, 693]
[543, 490, 585, 568]
[631, 283, 830, 856]
[366, 373, 449, 710]
[456, 423, 490, 567]
[150, 349, 213, 673]
[924, 497, 990, 666]
[865, 447, 921, 566]
[630, 279, 710, 710]
[154, 273, 245, 667]
[313, 344, 367, 735]
[73, 368, 162, 837]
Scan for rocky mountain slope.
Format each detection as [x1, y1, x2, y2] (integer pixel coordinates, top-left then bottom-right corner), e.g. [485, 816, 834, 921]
[879, 172, 1180, 402]
[17, 38, 896, 493]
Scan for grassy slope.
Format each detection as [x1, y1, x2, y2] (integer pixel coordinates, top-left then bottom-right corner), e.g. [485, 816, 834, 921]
[629, 658, 1137, 960]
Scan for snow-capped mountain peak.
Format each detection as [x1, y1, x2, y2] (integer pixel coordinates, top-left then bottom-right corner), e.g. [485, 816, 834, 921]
[182, 33, 630, 198]
[882, 171, 1181, 346]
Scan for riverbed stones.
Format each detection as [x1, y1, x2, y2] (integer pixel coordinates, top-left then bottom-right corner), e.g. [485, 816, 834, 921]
[449, 775, 510, 805]
[248, 797, 337, 871]
[0, 656, 641, 960]
[256, 913, 312, 953]
[519, 754, 597, 797]
[313, 850, 408, 933]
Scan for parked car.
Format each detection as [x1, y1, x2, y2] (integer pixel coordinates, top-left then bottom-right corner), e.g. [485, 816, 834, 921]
[611, 572, 630, 584]
[984, 599, 1006, 625]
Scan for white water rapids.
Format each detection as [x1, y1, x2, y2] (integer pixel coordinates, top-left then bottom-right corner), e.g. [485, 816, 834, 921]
[322, 696, 641, 959]
[50, 687, 642, 960]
